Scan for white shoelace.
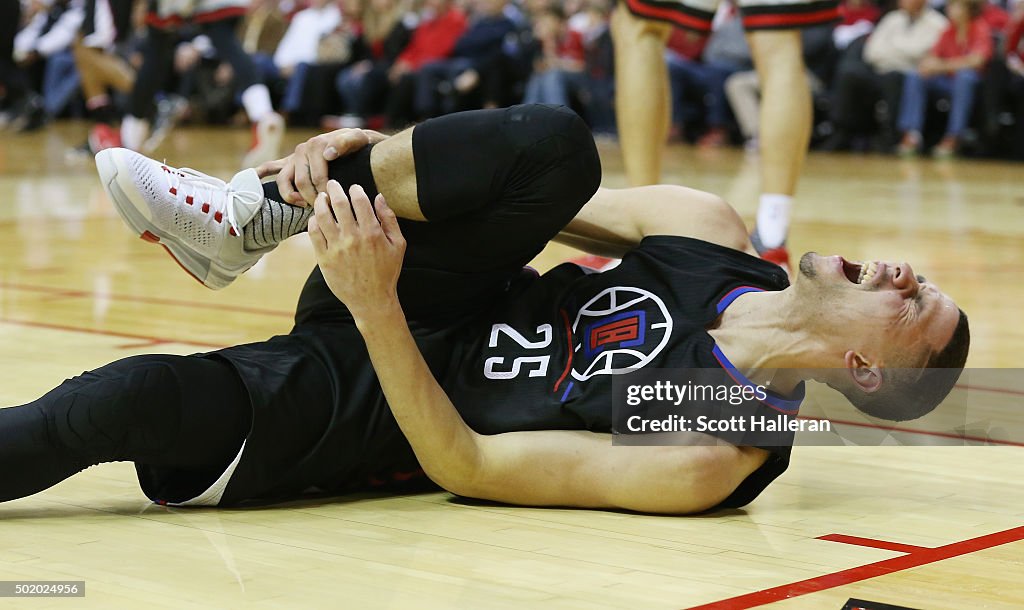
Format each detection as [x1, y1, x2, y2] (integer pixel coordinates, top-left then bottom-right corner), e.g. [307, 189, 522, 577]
[162, 167, 263, 236]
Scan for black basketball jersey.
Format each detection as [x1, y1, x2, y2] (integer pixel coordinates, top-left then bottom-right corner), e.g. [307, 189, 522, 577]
[148, 236, 798, 509]
[442, 236, 799, 436]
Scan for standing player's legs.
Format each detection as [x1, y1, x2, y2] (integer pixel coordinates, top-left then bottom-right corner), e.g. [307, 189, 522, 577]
[123, 25, 176, 151]
[746, 29, 811, 264]
[738, 0, 838, 266]
[199, 18, 284, 168]
[0, 355, 251, 504]
[610, 4, 673, 186]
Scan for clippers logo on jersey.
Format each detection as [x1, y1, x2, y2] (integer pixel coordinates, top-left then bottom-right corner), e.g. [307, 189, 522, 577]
[583, 310, 645, 357]
[571, 287, 672, 381]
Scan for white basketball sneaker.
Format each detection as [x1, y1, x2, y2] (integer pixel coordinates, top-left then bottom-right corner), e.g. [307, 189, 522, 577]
[95, 148, 274, 290]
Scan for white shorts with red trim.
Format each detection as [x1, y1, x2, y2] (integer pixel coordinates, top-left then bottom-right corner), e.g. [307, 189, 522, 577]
[146, 0, 249, 29]
[622, 0, 839, 33]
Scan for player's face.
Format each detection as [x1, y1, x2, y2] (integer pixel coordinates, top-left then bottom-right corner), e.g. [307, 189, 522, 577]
[795, 252, 961, 364]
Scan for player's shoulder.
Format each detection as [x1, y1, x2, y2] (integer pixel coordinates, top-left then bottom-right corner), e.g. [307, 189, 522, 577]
[627, 235, 790, 290]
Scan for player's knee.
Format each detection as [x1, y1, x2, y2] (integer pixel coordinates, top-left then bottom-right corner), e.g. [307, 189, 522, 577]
[693, 191, 750, 252]
[509, 104, 602, 203]
[748, 29, 803, 66]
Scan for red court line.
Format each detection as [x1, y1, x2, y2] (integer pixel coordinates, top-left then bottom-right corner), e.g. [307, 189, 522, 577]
[816, 534, 929, 555]
[0, 317, 228, 349]
[800, 415, 1024, 448]
[0, 281, 294, 318]
[688, 526, 1024, 609]
[956, 383, 1024, 398]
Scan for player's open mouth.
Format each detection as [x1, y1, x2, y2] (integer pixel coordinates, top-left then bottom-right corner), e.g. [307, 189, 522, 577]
[840, 258, 881, 285]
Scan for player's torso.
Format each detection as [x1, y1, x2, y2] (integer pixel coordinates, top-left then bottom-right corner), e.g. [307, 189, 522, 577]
[443, 236, 784, 435]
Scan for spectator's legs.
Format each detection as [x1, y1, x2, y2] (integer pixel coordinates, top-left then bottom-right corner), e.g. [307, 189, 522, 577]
[386, 72, 417, 128]
[695, 61, 732, 146]
[930, 69, 978, 157]
[703, 61, 738, 129]
[1010, 74, 1024, 159]
[945, 68, 980, 138]
[0, 0, 29, 111]
[724, 70, 761, 143]
[876, 71, 904, 150]
[282, 62, 311, 115]
[414, 61, 448, 120]
[896, 70, 927, 153]
[611, 3, 672, 185]
[523, 70, 572, 106]
[747, 30, 810, 251]
[665, 53, 695, 131]
[42, 50, 80, 117]
[74, 42, 135, 102]
[336, 64, 368, 115]
[823, 59, 879, 149]
[356, 63, 392, 117]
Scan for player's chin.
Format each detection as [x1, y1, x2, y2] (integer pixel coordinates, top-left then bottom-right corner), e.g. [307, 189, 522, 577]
[797, 252, 819, 280]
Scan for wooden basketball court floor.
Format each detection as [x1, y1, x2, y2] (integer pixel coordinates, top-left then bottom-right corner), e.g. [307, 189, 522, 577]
[1, 122, 1022, 609]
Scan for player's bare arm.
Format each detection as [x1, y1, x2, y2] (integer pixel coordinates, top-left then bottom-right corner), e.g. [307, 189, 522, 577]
[555, 186, 756, 257]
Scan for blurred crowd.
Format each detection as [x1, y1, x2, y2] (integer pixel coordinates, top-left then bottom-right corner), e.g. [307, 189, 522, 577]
[2, 0, 1023, 160]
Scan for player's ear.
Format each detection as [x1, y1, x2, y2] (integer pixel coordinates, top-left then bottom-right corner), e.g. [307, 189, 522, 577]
[844, 350, 882, 393]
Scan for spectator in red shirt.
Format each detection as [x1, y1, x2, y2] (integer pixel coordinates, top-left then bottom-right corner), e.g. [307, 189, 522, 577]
[385, 0, 468, 127]
[522, 6, 587, 107]
[896, 0, 993, 157]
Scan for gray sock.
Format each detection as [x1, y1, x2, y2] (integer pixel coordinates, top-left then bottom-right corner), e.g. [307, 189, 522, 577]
[243, 198, 313, 251]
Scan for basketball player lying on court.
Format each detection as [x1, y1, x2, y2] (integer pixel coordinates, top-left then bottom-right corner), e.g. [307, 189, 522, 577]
[0, 105, 969, 513]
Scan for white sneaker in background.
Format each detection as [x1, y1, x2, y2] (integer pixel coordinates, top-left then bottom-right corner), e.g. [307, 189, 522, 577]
[241, 111, 284, 169]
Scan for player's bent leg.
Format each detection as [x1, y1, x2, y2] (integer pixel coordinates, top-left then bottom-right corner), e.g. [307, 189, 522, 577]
[611, 4, 672, 186]
[293, 105, 603, 325]
[100, 105, 600, 290]
[0, 355, 250, 504]
[96, 148, 271, 289]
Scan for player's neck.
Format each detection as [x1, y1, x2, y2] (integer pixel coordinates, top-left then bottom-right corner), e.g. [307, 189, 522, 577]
[708, 289, 831, 395]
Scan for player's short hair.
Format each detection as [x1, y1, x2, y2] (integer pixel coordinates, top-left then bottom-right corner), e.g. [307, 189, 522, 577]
[843, 308, 970, 422]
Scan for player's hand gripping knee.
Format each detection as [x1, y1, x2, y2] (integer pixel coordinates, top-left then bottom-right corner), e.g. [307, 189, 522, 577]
[256, 128, 387, 207]
[308, 180, 406, 322]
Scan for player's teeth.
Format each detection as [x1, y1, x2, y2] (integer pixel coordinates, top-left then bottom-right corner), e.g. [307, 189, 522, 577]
[859, 262, 877, 284]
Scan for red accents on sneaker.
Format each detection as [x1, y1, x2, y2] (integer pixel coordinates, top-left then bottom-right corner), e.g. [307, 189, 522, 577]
[169, 187, 176, 195]
[141, 231, 160, 243]
[214, 211, 223, 223]
[229, 227, 237, 236]
[185, 195, 193, 205]
[201, 203, 210, 214]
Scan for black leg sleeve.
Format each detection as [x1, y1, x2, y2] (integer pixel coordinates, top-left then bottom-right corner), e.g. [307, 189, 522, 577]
[0, 355, 250, 503]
